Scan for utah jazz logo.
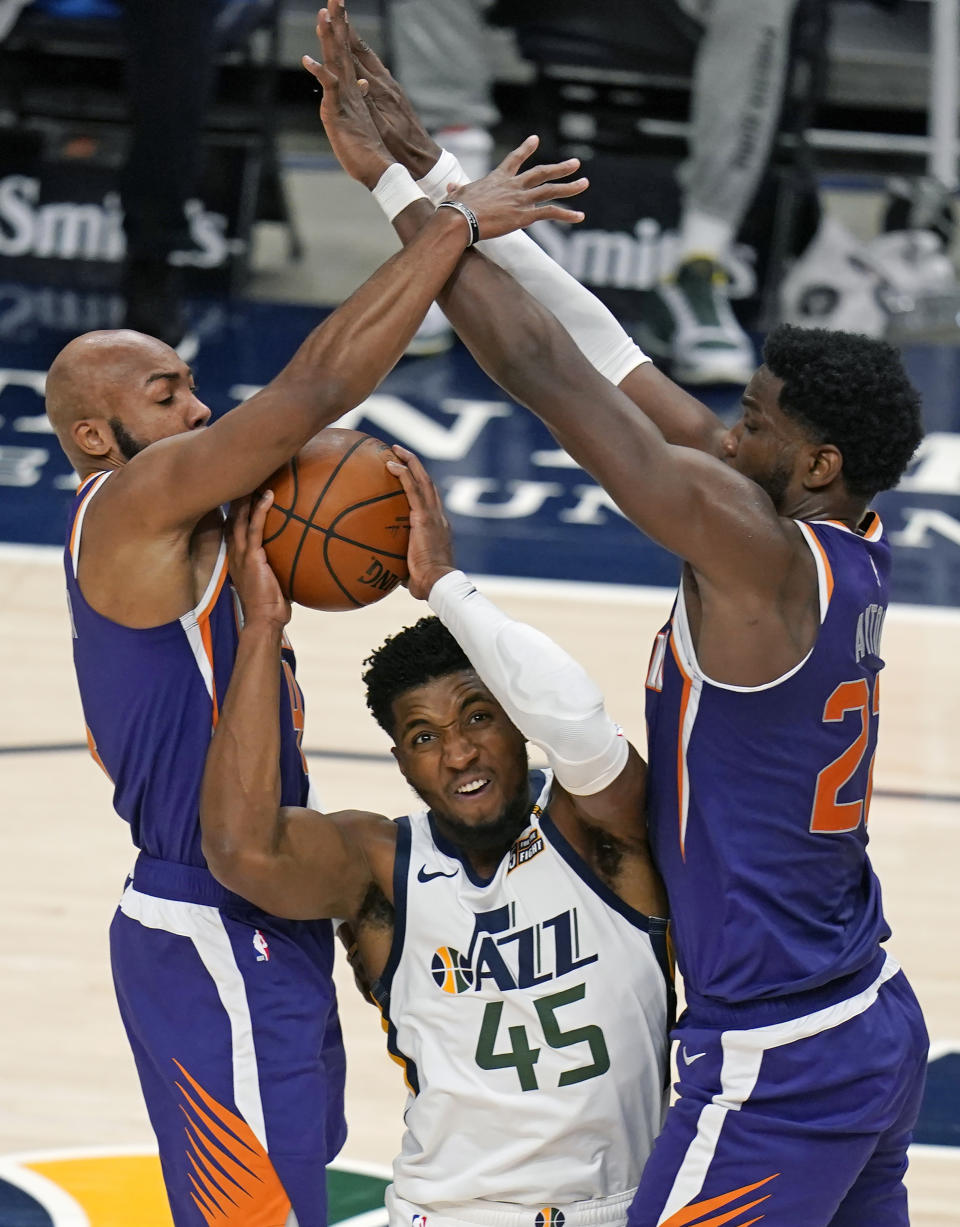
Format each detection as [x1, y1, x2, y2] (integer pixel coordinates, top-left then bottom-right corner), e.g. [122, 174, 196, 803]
[535, 1210, 565, 1227]
[431, 904, 597, 995]
[431, 947, 474, 994]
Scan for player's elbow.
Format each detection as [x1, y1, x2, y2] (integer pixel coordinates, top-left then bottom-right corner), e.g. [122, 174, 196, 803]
[201, 826, 271, 896]
[305, 374, 353, 420]
[272, 370, 354, 429]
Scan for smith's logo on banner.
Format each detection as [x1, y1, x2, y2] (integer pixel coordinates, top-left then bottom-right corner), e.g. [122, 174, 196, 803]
[530, 218, 757, 302]
[0, 175, 243, 268]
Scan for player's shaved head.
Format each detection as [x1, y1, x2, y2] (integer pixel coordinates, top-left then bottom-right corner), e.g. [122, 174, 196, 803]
[45, 330, 179, 469]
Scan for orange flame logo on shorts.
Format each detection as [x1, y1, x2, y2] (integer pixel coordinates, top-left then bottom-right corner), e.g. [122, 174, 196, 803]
[173, 1060, 291, 1226]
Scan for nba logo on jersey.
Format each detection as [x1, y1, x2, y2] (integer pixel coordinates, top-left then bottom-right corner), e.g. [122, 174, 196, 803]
[535, 1209, 565, 1227]
[253, 930, 270, 962]
[411, 1214, 428, 1227]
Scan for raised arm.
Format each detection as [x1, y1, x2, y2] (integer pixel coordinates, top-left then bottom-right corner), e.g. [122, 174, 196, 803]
[105, 4, 588, 534]
[199, 492, 394, 920]
[388, 448, 650, 845]
[349, 14, 726, 456]
[334, 13, 793, 610]
[390, 211, 791, 607]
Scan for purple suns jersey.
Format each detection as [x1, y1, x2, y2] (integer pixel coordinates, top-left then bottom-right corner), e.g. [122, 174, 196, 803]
[645, 514, 892, 1006]
[64, 471, 310, 866]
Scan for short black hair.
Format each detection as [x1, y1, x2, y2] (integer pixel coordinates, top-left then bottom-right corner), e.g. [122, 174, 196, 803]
[363, 616, 472, 737]
[762, 323, 923, 499]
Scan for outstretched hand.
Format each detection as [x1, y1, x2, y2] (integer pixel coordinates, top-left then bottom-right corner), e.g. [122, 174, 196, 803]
[449, 135, 588, 241]
[344, 14, 441, 179]
[302, 1, 393, 188]
[385, 446, 456, 600]
[226, 492, 291, 629]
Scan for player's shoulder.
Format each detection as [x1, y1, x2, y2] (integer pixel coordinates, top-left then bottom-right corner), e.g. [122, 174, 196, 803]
[328, 808, 400, 848]
[795, 512, 889, 578]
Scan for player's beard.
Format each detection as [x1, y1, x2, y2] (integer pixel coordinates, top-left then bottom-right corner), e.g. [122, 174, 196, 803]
[433, 783, 532, 858]
[109, 417, 148, 461]
[755, 454, 793, 511]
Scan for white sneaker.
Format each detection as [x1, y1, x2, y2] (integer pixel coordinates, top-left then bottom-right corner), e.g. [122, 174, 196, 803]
[778, 216, 891, 337]
[864, 229, 958, 299]
[634, 258, 756, 385]
[779, 215, 960, 338]
[406, 300, 454, 357]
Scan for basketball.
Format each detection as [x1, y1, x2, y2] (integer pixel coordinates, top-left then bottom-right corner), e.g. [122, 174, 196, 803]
[261, 429, 410, 611]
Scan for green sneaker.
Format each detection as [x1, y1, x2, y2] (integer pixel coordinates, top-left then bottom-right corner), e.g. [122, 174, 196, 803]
[635, 258, 756, 385]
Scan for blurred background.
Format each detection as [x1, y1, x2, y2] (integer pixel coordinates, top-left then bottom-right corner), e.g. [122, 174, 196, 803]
[0, 1, 958, 1223]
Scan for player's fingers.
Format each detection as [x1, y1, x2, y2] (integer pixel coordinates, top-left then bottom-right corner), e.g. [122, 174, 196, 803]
[350, 28, 387, 78]
[324, 0, 356, 79]
[498, 135, 539, 178]
[231, 494, 251, 526]
[520, 158, 581, 189]
[228, 496, 251, 554]
[314, 9, 345, 72]
[389, 445, 432, 497]
[328, 0, 347, 39]
[248, 489, 274, 548]
[302, 54, 336, 92]
[526, 178, 589, 209]
[386, 458, 419, 504]
[537, 204, 587, 224]
[536, 176, 589, 200]
[402, 449, 438, 498]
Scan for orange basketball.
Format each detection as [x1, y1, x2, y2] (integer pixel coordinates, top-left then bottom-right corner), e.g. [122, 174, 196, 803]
[261, 429, 410, 611]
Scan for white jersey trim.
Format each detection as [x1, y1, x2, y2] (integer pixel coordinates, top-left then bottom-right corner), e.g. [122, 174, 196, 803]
[388, 1184, 638, 1227]
[118, 883, 269, 1148]
[178, 536, 228, 712]
[68, 470, 112, 577]
[656, 954, 900, 1224]
[670, 518, 847, 694]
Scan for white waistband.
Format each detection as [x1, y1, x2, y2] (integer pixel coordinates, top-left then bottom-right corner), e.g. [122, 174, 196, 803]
[387, 1185, 637, 1227]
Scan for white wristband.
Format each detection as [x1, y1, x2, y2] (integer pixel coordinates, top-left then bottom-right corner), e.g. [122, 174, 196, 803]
[417, 149, 470, 205]
[372, 163, 429, 223]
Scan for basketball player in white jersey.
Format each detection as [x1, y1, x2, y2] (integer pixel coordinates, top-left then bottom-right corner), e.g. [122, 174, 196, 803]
[199, 453, 673, 1227]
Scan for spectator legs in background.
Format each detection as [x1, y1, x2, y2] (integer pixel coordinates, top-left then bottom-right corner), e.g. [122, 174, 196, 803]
[390, 0, 499, 356]
[118, 0, 220, 347]
[638, 0, 799, 384]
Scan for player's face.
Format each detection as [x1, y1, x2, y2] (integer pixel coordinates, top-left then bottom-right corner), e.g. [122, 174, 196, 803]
[391, 670, 531, 852]
[103, 336, 211, 460]
[721, 366, 807, 512]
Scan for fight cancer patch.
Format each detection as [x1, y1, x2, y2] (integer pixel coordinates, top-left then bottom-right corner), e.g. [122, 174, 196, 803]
[508, 829, 544, 872]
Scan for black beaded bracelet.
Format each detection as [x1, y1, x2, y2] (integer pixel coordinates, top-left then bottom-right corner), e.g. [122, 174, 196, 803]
[437, 199, 481, 247]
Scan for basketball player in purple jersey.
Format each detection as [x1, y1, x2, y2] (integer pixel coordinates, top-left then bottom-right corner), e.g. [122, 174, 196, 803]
[315, 7, 930, 1222]
[42, 7, 588, 1220]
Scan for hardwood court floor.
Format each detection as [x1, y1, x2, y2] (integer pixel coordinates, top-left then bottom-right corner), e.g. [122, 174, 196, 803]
[0, 554, 957, 1222]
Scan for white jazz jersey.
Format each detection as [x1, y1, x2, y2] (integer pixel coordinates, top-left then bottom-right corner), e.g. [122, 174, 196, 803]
[374, 770, 671, 1211]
